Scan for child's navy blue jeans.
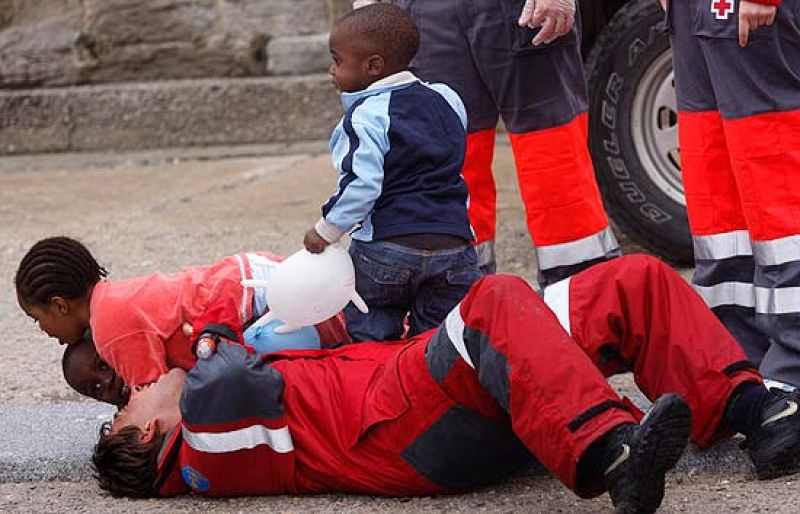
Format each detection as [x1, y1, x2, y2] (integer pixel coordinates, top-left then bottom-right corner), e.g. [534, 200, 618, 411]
[345, 239, 484, 342]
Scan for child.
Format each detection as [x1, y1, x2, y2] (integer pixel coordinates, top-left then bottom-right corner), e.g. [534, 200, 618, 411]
[16, 236, 350, 388]
[303, 4, 482, 342]
[62, 331, 130, 408]
[62, 324, 335, 409]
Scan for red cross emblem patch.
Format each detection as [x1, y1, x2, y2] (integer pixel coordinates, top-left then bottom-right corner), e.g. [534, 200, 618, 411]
[711, 0, 734, 20]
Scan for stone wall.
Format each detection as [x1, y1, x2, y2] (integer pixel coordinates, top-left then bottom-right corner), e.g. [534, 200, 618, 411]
[0, 0, 351, 88]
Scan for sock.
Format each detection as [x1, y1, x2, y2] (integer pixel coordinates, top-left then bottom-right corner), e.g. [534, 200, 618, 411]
[580, 423, 633, 477]
[725, 382, 773, 436]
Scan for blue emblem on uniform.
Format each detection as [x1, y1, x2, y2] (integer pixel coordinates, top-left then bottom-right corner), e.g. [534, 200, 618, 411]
[181, 465, 210, 492]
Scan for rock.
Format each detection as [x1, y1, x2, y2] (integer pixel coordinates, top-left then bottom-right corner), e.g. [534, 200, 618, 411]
[0, 0, 354, 88]
[267, 34, 330, 76]
[0, 75, 341, 154]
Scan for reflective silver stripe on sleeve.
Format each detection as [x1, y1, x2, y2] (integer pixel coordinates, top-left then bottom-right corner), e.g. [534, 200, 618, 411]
[755, 286, 800, 315]
[245, 253, 280, 316]
[444, 305, 474, 368]
[182, 424, 294, 454]
[693, 231, 752, 260]
[543, 277, 572, 335]
[235, 253, 248, 323]
[752, 235, 800, 266]
[536, 226, 619, 271]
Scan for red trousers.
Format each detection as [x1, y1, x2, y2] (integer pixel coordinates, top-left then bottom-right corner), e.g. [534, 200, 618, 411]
[272, 256, 760, 498]
[397, 0, 619, 285]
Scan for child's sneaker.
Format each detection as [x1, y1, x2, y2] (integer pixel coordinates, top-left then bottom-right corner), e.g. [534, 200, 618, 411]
[742, 390, 800, 480]
[603, 393, 692, 514]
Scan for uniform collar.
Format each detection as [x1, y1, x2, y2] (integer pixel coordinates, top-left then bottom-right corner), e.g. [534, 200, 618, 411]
[340, 70, 419, 110]
[154, 426, 185, 496]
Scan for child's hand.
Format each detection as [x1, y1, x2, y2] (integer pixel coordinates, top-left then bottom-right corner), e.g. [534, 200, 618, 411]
[304, 228, 330, 254]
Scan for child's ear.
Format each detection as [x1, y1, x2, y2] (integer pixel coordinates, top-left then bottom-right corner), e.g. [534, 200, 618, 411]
[50, 296, 70, 315]
[364, 54, 385, 77]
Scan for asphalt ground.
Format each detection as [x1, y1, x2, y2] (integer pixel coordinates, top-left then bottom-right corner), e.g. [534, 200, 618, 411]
[0, 141, 797, 512]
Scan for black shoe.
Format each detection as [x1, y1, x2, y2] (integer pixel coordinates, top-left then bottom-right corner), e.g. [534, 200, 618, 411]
[603, 393, 692, 514]
[742, 389, 800, 480]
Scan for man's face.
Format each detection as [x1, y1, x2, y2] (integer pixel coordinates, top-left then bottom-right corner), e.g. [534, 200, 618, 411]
[18, 295, 86, 345]
[111, 369, 186, 437]
[328, 28, 374, 93]
[63, 338, 130, 407]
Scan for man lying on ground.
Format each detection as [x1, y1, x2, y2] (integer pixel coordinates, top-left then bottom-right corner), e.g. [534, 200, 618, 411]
[91, 256, 800, 513]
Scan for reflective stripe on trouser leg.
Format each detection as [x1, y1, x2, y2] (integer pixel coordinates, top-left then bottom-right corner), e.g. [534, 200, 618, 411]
[507, 114, 620, 288]
[674, 0, 800, 385]
[473, 241, 496, 275]
[462, 129, 498, 273]
[677, 111, 771, 365]
[426, 275, 635, 495]
[723, 110, 800, 386]
[564, 255, 762, 447]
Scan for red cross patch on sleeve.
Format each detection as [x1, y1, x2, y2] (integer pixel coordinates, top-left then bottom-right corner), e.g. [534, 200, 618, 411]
[711, 0, 735, 20]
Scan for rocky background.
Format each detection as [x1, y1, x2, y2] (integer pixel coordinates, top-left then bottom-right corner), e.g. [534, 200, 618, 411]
[0, 0, 353, 155]
[0, 0, 350, 88]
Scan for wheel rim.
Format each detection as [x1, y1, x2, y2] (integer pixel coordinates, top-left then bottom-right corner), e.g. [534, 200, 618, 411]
[630, 49, 685, 206]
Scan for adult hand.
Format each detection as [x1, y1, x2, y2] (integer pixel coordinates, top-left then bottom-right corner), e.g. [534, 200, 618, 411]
[304, 228, 329, 254]
[739, 0, 777, 47]
[518, 0, 576, 46]
[659, 0, 667, 11]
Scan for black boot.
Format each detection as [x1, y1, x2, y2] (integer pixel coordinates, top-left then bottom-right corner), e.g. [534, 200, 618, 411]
[602, 394, 692, 514]
[741, 389, 800, 480]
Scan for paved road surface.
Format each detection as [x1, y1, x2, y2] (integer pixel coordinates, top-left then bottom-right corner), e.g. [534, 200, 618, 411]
[0, 142, 796, 512]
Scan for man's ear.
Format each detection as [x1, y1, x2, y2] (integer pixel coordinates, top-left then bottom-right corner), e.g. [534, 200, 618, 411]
[50, 296, 71, 315]
[364, 54, 385, 77]
[141, 419, 160, 443]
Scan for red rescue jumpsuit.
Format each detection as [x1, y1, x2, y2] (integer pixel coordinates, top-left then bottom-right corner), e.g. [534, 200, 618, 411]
[155, 256, 759, 498]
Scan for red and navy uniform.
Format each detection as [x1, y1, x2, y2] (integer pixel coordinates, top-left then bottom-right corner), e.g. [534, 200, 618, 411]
[668, 0, 800, 385]
[395, 0, 620, 285]
[155, 256, 760, 497]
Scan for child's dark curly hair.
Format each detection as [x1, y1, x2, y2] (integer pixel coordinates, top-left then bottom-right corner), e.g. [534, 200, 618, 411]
[15, 236, 107, 306]
[336, 3, 420, 70]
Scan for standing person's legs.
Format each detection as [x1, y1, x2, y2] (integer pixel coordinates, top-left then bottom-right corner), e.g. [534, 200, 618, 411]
[425, 274, 690, 508]
[698, 0, 800, 388]
[461, 0, 619, 287]
[398, 0, 501, 274]
[670, 0, 772, 367]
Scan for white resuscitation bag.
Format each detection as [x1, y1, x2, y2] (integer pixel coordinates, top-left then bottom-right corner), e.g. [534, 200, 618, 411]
[242, 244, 368, 334]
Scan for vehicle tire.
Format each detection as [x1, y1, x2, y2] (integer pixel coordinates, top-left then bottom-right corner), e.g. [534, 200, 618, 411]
[585, 0, 693, 265]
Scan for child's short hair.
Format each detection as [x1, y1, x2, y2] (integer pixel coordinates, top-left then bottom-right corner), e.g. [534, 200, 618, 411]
[92, 422, 164, 498]
[337, 3, 420, 69]
[15, 236, 107, 306]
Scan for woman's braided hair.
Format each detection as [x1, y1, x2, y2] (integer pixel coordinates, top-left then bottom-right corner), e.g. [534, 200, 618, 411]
[15, 236, 108, 306]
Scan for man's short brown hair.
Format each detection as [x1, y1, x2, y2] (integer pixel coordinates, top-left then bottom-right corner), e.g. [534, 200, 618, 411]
[92, 422, 165, 498]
